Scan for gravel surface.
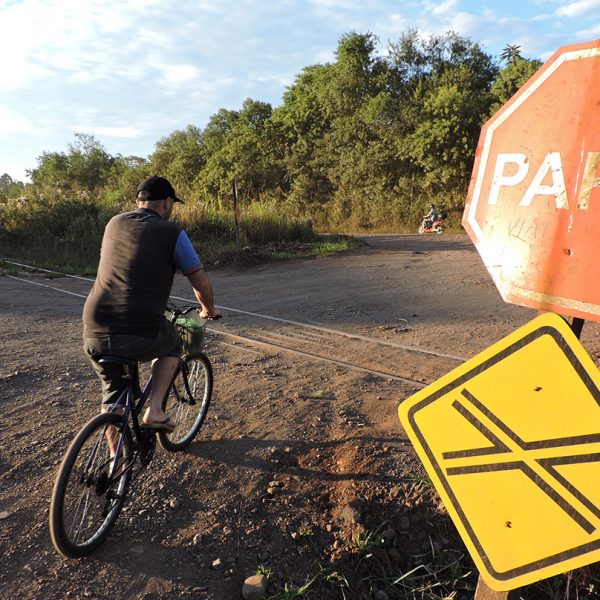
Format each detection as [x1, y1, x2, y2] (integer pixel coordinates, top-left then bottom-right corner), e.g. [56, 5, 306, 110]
[1, 234, 599, 599]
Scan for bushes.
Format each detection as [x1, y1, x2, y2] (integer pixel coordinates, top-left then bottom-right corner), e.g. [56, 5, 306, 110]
[0, 197, 118, 272]
[0, 195, 314, 273]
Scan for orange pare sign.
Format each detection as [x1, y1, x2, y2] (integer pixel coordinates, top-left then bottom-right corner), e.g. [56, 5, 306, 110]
[463, 40, 600, 322]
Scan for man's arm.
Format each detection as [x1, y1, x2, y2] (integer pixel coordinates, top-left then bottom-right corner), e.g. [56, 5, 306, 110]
[186, 269, 220, 319]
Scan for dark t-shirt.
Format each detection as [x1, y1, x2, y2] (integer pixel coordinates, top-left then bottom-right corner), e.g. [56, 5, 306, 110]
[83, 208, 183, 337]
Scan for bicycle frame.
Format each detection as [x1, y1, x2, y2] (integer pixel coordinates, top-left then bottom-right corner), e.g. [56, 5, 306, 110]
[104, 364, 153, 479]
[105, 356, 191, 480]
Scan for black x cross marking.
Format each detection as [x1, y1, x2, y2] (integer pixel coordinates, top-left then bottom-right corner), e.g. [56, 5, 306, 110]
[443, 388, 600, 534]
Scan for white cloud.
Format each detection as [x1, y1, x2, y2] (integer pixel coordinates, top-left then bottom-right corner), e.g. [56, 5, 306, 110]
[0, 0, 597, 181]
[0, 1, 128, 89]
[376, 12, 409, 38]
[308, 0, 376, 26]
[314, 50, 336, 64]
[445, 11, 481, 35]
[428, 0, 460, 16]
[309, 0, 364, 9]
[575, 22, 600, 36]
[556, 0, 600, 17]
[163, 64, 202, 87]
[0, 106, 34, 134]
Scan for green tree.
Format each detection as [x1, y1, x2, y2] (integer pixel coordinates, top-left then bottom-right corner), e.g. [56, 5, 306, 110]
[199, 99, 282, 205]
[500, 44, 522, 64]
[150, 125, 204, 197]
[490, 55, 542, 113]
[389, 29, 497, 92]
[273, 32, 395, 223]
[0, 173, 25, 201]
[29, 150, 71, 191]
[323, 33, 402, 225]
[104, 155, 150, 206]
[67, 133, 115, 192]
[15, 29, 539, 233]
[389, 31, 498, 202]
[271, 63, 335, 215]
[29, 133, 115, 196]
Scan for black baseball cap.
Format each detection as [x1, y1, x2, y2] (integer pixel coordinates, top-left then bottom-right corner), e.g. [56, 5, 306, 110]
[136, 176, 184, 203]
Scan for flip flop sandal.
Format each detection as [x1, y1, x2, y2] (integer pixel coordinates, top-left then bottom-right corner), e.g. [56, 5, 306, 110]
[141, 417, 176, 431]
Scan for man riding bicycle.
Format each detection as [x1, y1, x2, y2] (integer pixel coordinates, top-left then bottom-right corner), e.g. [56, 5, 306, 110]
[82, 176, 220, 431]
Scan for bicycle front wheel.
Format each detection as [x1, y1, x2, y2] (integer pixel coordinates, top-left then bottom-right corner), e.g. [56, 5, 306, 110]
[159, 353, 213, 452]
[49, 412, 132, 558]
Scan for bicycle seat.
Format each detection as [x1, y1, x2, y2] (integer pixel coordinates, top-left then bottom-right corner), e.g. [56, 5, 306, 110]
[97, 355, 136, 367]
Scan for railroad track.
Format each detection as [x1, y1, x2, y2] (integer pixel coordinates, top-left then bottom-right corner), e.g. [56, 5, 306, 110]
[2, 259, 467, 388]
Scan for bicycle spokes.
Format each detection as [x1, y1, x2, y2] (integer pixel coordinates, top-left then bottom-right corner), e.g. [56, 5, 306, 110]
[50, 413, 132, 557]
[158, 354, 212, 452]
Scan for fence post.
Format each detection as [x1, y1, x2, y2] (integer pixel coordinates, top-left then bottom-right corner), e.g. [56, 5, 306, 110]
[232, 179, 241, 253]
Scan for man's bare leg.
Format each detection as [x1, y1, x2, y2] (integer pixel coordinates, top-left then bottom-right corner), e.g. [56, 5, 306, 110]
[101, 405, 124, 473]
[143, 356, 179, 425]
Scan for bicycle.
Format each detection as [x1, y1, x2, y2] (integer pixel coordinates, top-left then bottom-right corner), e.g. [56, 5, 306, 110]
[49, 302, 215, 558]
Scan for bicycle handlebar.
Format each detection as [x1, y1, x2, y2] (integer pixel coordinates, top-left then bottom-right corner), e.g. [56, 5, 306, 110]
[166, 301, 222, 320]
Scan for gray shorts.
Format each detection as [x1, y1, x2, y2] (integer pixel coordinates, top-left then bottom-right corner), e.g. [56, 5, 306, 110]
[84, 318, 182, 405]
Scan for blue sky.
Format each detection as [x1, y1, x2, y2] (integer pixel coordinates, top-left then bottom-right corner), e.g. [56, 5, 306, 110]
[1, 0, 599, 182]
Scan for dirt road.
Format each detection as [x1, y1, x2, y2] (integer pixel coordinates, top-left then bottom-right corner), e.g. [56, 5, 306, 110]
[1, 234, 598, 599]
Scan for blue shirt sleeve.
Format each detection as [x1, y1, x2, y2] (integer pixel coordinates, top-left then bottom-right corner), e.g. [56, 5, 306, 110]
[174, 230, 203, 275]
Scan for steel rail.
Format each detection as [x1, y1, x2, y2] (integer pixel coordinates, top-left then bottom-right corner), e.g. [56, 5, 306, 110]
[4, 273, 427, 387]
[1, 257, 466, 362]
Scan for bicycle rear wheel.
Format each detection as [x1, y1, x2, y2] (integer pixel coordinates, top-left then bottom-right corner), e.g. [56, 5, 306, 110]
[49, 412, 132, 558]
[159, 353, 213, 452]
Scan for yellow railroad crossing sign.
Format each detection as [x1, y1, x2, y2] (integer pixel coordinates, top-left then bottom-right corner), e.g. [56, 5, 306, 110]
[398, 313, 600, 591]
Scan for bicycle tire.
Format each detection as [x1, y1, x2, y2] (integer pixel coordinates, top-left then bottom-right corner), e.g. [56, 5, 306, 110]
[49, 412, 132, 558]
[158, 353, 213, 452]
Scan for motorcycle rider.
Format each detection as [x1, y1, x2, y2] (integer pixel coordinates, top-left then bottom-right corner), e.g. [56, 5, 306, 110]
[422, 203, 439, 230]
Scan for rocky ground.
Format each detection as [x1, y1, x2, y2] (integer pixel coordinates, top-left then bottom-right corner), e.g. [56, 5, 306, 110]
[1, 234, 599, 599]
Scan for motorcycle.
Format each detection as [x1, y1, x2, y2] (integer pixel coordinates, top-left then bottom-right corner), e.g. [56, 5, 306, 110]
[418, 214, 446, 235]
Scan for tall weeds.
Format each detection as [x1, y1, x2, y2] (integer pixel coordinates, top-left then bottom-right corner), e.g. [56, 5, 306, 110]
[0, 195, 315, 273]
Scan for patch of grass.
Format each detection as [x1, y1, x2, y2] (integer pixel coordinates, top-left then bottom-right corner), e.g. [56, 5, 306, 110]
[298, 526, 314, 538]
[361, 548, 474, 599]
[261, 525, 476, 600]
[310, 237, 351, 256]
[266, 565, 351, 600]
[0, 197, 117, 274]
[353, 524, 387, 557]
[324, 571, 351, 600]
[268, 573, 320, 599]
[180, 200, 315, 248]
[405, 472, 433, 488]
[532, 567, 600, 600]
[0, 260, 24, 275]
[256, 564, 274, 580]
[260, 235, 356, 263]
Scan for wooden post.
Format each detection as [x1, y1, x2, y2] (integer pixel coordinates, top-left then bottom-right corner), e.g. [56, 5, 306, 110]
[232, 179, 241, 253]
[475, 577, 514, 599]
[567, 316, 584, 339]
